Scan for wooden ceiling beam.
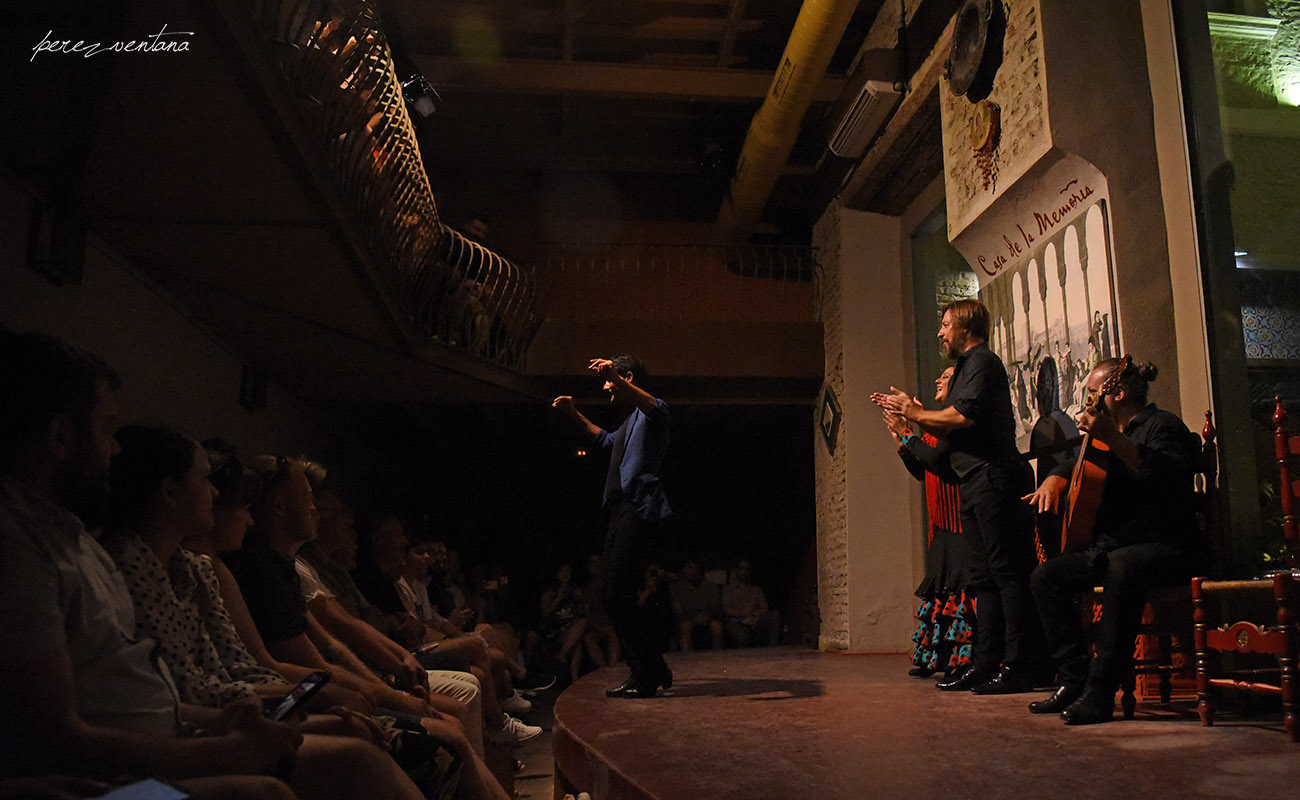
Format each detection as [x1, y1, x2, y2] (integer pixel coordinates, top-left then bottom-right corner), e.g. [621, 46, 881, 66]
[416, 56, 848, 102]
[717, 0, 750, 67]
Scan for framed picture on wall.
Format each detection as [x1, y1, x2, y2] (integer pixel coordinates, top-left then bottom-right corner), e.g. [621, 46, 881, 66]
[820, 385, 841, 453]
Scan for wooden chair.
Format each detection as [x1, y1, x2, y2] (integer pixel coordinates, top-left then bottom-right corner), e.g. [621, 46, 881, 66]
[1089, 410, 1215, 718]
[1191, 396, 1300, 740]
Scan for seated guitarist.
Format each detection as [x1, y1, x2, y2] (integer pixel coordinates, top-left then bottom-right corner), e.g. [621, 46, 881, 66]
[1022, 357, 1203, 725]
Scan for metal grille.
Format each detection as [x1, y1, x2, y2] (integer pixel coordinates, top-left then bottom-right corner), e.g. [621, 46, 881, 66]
[248, 0, 539, 366]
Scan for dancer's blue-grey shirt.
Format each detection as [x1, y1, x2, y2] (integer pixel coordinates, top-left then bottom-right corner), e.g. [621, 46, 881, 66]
[594, 398, 673, 520]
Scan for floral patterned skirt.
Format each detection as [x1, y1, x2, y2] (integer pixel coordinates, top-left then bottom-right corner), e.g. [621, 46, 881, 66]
[910, 526, 975, 675]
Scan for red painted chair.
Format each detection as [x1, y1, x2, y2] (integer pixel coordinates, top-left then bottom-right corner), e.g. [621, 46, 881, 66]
[1192, 397, 1300, 741]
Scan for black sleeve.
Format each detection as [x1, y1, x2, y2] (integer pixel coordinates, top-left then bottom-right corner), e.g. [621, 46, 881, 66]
[352, 563, 406, 616]
[902, 436, 958, 483]
[897, 447, 926, 482]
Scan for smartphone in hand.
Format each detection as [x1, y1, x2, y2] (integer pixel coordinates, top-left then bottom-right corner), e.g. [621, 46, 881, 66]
[267, 671, 330, 721]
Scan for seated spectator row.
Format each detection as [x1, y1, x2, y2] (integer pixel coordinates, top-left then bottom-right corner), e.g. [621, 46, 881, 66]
[0, 330, 551, 800]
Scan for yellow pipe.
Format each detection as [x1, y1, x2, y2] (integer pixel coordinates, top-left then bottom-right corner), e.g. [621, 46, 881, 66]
[713, 0, 861, 242]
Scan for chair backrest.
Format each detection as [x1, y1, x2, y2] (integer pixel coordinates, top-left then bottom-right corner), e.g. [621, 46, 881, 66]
[1192, 410, 1220, 574]
[1197, 410, 1218, 494]
[1274, 397, 1300, 571]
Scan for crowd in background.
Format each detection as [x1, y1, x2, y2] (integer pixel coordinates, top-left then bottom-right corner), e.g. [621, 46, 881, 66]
[0, 329, 787, 800]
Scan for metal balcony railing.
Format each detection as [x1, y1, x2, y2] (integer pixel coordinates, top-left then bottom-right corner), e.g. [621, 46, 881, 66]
[247, 0, 539, 366]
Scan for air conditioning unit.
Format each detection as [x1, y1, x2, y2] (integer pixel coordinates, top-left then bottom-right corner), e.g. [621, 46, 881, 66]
[827, 79, 902, 159]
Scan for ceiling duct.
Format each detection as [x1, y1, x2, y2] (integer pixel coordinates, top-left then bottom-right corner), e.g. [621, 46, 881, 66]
[827, 79, 903, 158]
[712, 0, 861, 243]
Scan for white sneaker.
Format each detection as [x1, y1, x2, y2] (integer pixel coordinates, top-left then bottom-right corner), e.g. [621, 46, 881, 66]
[501, 689, 532, 715]
[486, 713, 542, 746]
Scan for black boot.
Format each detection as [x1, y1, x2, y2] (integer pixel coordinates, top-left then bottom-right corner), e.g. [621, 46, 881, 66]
[970, 665, 1036, 695]
[1060, 690, 1115, 725]
[936, 666, 993, 691]
[1028, 685, 1082, 714]
[605, 676, 638, 698]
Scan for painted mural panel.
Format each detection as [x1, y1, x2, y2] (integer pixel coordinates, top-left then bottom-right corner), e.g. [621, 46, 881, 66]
[979, 200, 1119, 452]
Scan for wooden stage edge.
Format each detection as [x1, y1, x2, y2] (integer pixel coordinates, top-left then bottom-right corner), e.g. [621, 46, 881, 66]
[552, 647, 1300, 800]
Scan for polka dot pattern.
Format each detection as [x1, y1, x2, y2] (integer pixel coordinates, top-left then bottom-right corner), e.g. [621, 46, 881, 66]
[108, 535, 284, 707]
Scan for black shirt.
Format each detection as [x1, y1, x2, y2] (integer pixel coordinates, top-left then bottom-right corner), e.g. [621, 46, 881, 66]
[352, 561, 406, 617]
[220, 534, 308, 646]
[946, 343, 1021, 479]
[1049, 404, 1201, 550]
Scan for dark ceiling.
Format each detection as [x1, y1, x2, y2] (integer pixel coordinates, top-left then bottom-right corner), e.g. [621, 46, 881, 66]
[3, 0, 955, 407]
[380, 0, 887, 246]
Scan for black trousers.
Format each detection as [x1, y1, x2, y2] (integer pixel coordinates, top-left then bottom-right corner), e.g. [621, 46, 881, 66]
[960, 461, 1043, 672]
[599, 501, 667, 682]
[1030, 542, 1193, 693]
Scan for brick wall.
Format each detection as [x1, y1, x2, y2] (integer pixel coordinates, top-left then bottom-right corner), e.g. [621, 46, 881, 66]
[813, 203, 851, 651]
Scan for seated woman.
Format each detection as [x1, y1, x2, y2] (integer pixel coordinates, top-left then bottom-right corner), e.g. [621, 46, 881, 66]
[102, 425, 438, 800]
[537, 562, 589, 683]
[120, 431, 508, 800]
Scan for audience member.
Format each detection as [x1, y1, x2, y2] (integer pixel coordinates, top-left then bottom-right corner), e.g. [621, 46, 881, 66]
[421, 539, 525, 670]
[669, 559, 724, 651]
[220, 460, 434, 717]
[0, 331, 412, 800]
[102, 425, 443, 788]
[105, 426, 291, 708]
[537, 562, 589, 683]
[350, 513, 546, 741]
[210, 454, 509, 796]
[721, 558, 782, 647]
[284, 485, 487, 738]
[636, 563, 676, 657]
[420, 539, 463, 624]
[188, 443, 373, 715]
[580, 553, 619, 671]
[298, 484, 393, 633]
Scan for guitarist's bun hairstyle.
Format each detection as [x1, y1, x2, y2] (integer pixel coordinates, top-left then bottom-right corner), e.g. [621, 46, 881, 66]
[1098, 356, 1158, 403]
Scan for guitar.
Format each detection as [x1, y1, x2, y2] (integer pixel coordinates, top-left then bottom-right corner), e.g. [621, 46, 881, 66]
[1059, 356, 1130, 554]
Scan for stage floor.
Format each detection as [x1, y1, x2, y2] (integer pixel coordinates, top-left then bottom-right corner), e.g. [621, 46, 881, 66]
[552, 647, 1299, 799]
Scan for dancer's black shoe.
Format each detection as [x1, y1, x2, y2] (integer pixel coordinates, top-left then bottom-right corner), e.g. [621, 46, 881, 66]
[1028, 685, 1082, 714]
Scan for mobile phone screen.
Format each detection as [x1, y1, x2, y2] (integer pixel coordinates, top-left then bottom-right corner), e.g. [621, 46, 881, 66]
[269, 671, 330, 720]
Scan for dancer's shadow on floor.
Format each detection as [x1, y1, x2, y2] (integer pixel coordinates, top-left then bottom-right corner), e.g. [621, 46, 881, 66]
[660, 678, 822, 700]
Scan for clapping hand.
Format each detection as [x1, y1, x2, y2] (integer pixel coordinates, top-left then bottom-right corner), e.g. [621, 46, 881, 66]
[870, 387, 920, 420]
